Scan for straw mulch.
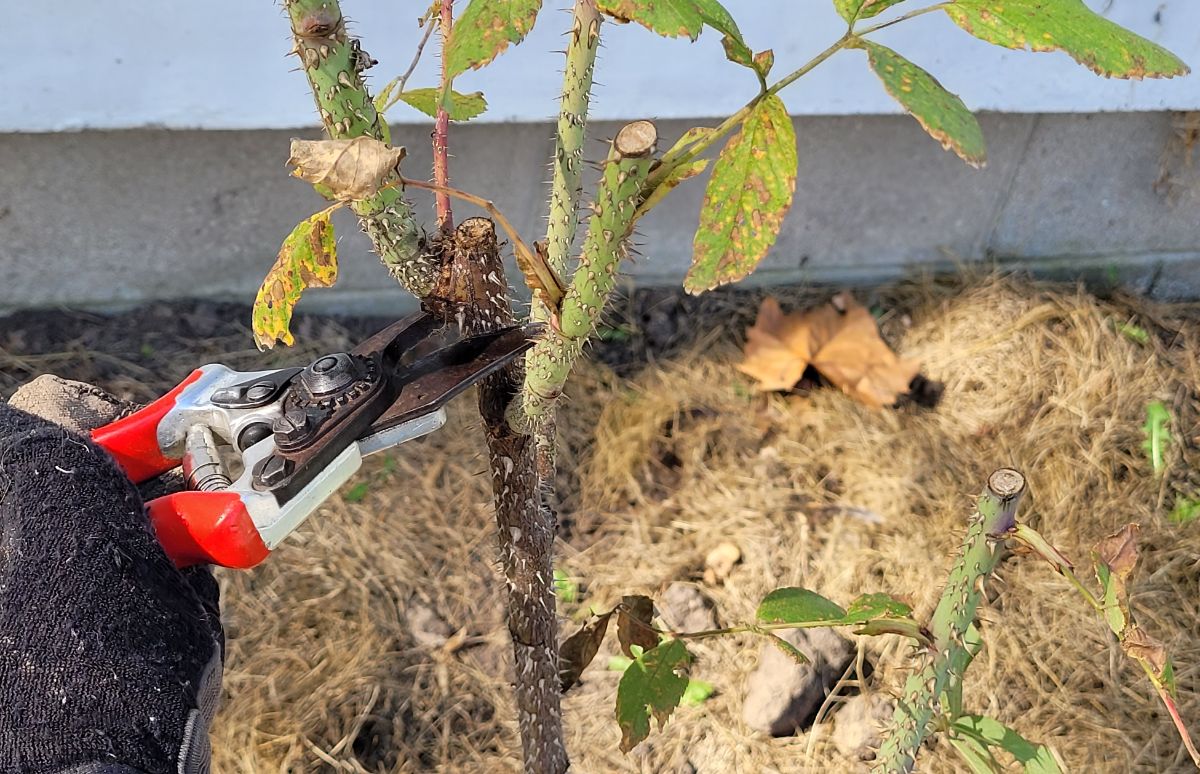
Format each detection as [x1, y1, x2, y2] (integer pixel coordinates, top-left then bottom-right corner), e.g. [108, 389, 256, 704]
[2, 274, 1197, 772]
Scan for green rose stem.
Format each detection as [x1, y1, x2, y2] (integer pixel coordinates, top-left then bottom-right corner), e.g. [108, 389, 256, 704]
[517, 121, 658, 431]
[283, 0, 435, 297]
[874, 468, 1027, 773]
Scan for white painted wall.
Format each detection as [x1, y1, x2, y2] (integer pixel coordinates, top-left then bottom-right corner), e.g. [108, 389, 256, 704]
[6, 1, 1198, 132]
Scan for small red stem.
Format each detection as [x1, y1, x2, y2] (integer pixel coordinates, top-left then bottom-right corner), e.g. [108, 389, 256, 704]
[434, 0, 454, 234]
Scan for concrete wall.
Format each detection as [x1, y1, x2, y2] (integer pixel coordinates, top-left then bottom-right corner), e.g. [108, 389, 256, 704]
[2, 111, 1196, 315]
[2, 1, 1197, 311]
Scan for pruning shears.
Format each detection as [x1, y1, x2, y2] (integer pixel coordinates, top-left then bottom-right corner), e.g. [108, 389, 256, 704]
[90, 312, 535, 570]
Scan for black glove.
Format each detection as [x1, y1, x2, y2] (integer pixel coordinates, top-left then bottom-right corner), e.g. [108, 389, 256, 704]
[0, 377, 223, 774]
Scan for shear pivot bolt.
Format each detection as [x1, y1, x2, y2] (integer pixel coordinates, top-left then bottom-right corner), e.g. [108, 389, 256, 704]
[301, 352, 356, 395]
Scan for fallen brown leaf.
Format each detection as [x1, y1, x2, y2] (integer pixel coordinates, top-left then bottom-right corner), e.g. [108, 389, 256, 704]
[738, 293, 921, 408]
[288, 137, 406, 200]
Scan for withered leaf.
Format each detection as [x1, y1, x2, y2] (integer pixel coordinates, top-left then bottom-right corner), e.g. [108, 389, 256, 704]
[288, 137, 406, 201]
[738, 293, 922, 408]
[559, 611, 613, 692]
[1096, 523, 1140, 581]
[1122, 624, 1168, 675]
[617, 595, 660, 658]
[252, 209, 338, 350]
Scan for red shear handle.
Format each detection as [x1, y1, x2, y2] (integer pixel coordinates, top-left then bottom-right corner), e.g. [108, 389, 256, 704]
[91, 369, 204, 483]
[147, 491, 270, 569]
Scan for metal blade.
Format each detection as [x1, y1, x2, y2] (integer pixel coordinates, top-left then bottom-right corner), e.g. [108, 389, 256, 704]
[365, 325, 537, 435]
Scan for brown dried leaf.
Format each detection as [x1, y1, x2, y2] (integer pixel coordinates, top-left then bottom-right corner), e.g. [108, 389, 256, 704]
[737, 293, 922, 408]
[1122, 625, 1168, 674]
[1096, 523, 1140, 581]
[288, 137, 406, 201]
[617, 595, 660, 657]
[559, 611, 613, 692]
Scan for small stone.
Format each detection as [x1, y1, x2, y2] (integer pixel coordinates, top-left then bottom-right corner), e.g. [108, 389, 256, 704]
[832, 693, 893, 761]
[659, 582, 718, 634]
[407, 601, 452, 648]
[741, 628, 854, 736]
[703, 542, 742, 585]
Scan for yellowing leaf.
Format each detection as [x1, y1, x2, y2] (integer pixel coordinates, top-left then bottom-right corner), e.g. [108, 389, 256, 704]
[737, 294, 922, 408]
[445, 0, 542, 78]
[397, 88, 488, 121]
[859, 41, 987, 167]
[252, 210, 338, 349]
[688, 94, 797, 293]
[288, 137, 406, 201]
[598, 0, 705, 39]
[944, 0, 1190, 79]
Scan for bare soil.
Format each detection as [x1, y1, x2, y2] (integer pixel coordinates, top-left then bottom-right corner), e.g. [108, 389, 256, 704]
[2, 273, 1198, 773]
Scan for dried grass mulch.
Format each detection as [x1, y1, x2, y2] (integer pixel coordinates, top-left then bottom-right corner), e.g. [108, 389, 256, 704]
[1, 273, 1197, 773]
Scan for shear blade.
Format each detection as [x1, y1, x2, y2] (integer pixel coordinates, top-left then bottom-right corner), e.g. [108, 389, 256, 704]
[365, 324, 538, 437]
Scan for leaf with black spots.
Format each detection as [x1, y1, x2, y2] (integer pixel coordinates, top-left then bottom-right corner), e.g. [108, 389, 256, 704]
[252, 210, 338, 349]
[688, 94, 796, 293]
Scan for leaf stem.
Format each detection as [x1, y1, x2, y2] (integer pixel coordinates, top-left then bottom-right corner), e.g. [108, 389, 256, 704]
[853, 3, 951, 38]
[645, 34, 849, 194]
[398, 176, 558, 306]
[378, 6, 439, 114]
[643, 2, 951, 198]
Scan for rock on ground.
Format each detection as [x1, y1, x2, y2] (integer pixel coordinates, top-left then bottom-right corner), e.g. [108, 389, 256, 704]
[832, 693, 893, 761]
[659, 582, 718, 633]
[741, 627, 854, 736]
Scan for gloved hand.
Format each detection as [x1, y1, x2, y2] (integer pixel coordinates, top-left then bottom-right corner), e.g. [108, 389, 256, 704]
[1, 376, 223, 774]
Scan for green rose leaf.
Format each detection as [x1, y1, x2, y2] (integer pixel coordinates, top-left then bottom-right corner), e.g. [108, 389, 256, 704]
[842, 592, 913, 622]
[445, 0, 543, 78]
[859, 40, 987, 167]
[835, 0, 905, 24]
[688, 94, 797, 293]
[396, 88, 488, 121]
[252, 210, 338, 349]
[943, 0, 1189, 79]
[616, 639, 692, 752]
[756, 587, 846, 624]
[597, 0, 704, 39]
[1142, 400, 1171, 476]
[952, 715, 1062, 773]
